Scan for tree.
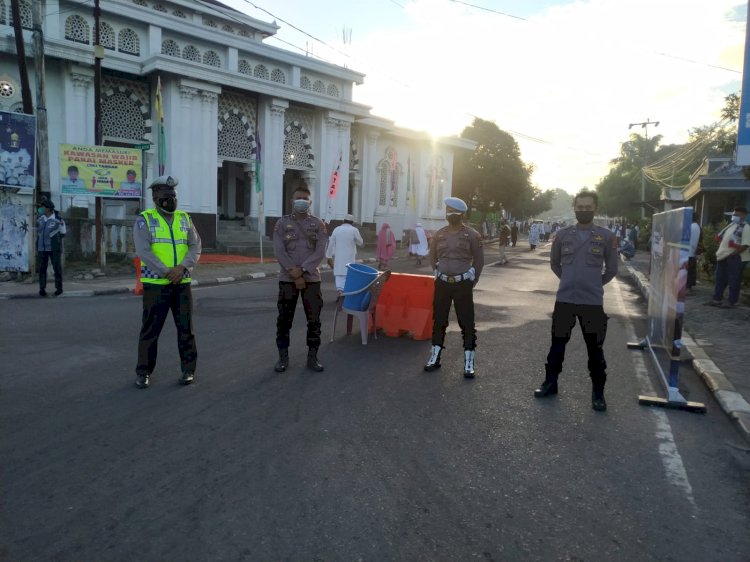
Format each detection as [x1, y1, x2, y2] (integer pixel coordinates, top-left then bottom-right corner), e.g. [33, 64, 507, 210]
[596, 133, 663, 220]
[452, 118, 539, 217]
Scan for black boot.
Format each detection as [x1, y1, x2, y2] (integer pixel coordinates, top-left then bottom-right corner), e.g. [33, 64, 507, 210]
[179, 372, 194, 385]
[591, 387, 607, 411]
[424, 345, 442, 372]
[135, 373, 150, 389]
[307, 348, 324, 372]
[534, 365, 559, 398]
[274, 348, 289, 372]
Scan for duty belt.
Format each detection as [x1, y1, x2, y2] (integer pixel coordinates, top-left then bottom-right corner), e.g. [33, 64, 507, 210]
[438, 272, 471, 283]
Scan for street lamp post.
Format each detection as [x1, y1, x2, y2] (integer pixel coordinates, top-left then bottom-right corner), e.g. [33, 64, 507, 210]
[628, 118, 659, 220]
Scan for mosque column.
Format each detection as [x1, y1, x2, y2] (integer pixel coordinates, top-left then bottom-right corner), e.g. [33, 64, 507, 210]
[361, 130, 380, 223]
[199, 90, 219, 215]
[257, 97, 288, 235]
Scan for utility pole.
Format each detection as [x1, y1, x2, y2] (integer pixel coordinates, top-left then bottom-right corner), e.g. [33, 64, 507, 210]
[629, 118, 660, 219]
[32, 0, 49, 202]
[10, 0, 33, 113]
[94, 0, 104, 266]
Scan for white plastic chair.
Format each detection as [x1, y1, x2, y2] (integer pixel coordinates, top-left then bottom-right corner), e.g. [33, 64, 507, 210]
[330, 270, 391, 345]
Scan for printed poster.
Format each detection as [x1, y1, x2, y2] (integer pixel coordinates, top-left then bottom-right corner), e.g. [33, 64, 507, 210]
[0, 190, 30, 272]
[59, 144, 142, 198]
[0, 111, 36, 192]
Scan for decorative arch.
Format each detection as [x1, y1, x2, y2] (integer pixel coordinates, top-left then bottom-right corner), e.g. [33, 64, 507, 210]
[101, 87, 149, 142]
[326, 84, 339, 98]
[312, 80, 324, 93]
[64, 14, 89, 44]
[183, 45, 201, 62]
[203, 50, 221, 67]
[118, 28, 140, 55]
[378, 147, 401, 208]
[253, 64, 269, 80]
[238, 60, 252, 75]
[161, 39, 180, 57]
[270, 68, 285, 84]
[99, 21, 115, 50]
[217, 109, 254, 160]
[283, 121, 314, 169]
[19, 0, 31, 29]
[300, 76, 311, 90]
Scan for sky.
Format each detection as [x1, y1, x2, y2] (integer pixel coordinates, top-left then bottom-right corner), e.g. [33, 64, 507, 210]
[222, 0, 747, 194]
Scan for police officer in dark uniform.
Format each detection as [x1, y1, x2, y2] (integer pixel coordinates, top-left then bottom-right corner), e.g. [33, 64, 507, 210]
[133, 175, 201, 389]
[424, 196, 484, 377]
[272, 186, 329, 373]
[534, 189, 618, 411]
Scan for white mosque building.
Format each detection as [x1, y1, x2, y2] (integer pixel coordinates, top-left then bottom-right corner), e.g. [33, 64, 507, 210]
[0, 0, 474, 252]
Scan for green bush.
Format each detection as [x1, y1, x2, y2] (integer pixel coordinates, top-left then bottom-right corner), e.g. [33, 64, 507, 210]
[697, 221, 726, 278]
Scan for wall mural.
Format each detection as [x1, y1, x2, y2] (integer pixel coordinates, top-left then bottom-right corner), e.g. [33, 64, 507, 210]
[0, 189, 30, 272]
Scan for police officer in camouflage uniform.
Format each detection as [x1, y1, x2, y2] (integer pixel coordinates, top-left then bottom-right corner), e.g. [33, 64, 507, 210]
[133, 175, 201, 389]
[534, 189, 618, 411]
[424, 196, 484, 378]
[273, 186, 328, 373]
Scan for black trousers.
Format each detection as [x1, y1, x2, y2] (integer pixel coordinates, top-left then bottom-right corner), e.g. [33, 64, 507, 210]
[546, 301, 608, 389]
[276, 281, 323, 350]
[431, 279, 476, 350]
[136, 283, 197, 376]
[38, 251, 62, 292]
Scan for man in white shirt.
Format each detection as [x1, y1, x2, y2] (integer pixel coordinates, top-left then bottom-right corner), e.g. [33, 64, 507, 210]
[326, 214, 364, 294]
[705, 206, 750, 308]
[687, 214, 702, 292]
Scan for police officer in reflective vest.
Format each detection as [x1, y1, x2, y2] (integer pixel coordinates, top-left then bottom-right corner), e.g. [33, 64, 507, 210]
[272, 186, 328, 373]
[133, 175, 202, 389]
[424, 197, 484, 377]
[534, 189, 617, 411]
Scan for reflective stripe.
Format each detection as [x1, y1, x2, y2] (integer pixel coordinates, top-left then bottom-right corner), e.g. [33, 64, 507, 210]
[140, 209, 192, 285]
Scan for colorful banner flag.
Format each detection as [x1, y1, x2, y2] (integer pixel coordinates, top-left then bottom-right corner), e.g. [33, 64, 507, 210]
[325, 149, 343, 221]
[155, 76, 166, 175]
[59, 144, 143, 198]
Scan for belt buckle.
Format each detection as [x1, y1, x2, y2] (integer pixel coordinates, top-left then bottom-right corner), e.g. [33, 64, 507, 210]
[447, 276, 456, 284]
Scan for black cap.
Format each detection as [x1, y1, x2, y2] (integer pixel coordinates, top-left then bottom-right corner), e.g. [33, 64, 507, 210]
[733, 206, 748, 214]
[41, 199, 55, 210]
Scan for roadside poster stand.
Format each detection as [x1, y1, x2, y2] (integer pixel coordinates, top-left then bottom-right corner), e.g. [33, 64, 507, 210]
[627, 207, 706, 413]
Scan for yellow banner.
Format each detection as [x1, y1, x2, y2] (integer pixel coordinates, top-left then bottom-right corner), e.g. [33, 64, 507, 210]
[59, 144, 143, 198]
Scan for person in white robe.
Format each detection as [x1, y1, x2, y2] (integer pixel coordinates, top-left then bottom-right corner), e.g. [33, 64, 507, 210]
[409, 223, 430, 265]
[326, 214, 364, 293]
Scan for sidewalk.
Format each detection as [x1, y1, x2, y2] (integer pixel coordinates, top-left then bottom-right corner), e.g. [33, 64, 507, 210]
[621, 251, 750, 442]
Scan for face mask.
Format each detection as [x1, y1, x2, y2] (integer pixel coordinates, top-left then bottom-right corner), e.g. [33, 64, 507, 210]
[293, 199, 311, 213]
[158, 196, 177, 213]
[37, 207, 45, 215]
[446, 214, 463, 226]
[575, 210, 595, 224]
[731, 215, 741, 224]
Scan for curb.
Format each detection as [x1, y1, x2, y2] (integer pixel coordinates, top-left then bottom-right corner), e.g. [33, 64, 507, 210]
[620, 255, 750, 442]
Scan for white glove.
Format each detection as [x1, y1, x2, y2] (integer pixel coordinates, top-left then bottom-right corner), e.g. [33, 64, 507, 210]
[466, 267, 476, 281]
[434, 269, 439, 280]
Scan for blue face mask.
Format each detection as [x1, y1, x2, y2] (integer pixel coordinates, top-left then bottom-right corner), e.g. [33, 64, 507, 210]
[37, 207, 45, 215]
[293, 199, 311, 213]
[731, 215, 741, 224]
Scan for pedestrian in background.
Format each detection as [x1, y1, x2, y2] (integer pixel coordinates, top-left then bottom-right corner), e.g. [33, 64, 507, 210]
[409, 222, 429, 266]
[36, 198, 66, 297]
[510, 221, 519, 247]
[326, 213, 363, 295]
[424, 197, 484, 378]
[133, 175, 201, 389]
[687, 214, 703, 293]
[497, 219, 511, 265]
[376, 222, 396, 270]
[704, 206, 750, 309]
[528, 221, 540, 250]
[273, 186, 328, 372]
[534, 190, 618, 411]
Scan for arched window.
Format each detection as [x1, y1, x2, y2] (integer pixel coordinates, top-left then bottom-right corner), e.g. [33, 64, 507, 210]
[271, 68, 285, 84]
[218, 114, 252, 160]
[183, 45, 200, 62]
[161, 39, 180, 57]
[327, 84, 339, 97]
[20, 0, 31, 29]
[203, 50, 221, 67]
[100, 22, 115, 50]
[118, 28, 140, 55]
[238, 60, 252, 75]
[101, 92, 146, 141]
[253, 64, 269, 80]
[172, 9, 186, 18]
[378, 147, 400, 208]
[221, 24, 234, 33]
[300, 76, 311, 90]
[64, 14, 89, 44]
[153, 3, 167, 11]
[312, 80, 324, 93]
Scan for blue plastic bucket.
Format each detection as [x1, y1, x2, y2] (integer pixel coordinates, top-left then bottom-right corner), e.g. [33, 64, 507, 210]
[342, 263, 378, 310]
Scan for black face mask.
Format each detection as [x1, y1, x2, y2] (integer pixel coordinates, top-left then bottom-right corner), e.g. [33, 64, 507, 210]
[158, 196, 177, 213]
[575, 210, 594, 225]
[446, 214, 463, 226]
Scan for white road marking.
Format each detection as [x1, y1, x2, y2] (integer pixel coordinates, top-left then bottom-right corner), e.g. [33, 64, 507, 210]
[612, 279, 698, 513]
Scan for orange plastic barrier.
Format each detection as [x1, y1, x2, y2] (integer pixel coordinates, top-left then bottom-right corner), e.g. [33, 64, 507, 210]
[134, 257, 143, 295]
[376, 273, 434, 340]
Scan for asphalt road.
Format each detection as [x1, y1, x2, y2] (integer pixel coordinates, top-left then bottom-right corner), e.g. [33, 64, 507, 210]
[2, 249, 749, 561]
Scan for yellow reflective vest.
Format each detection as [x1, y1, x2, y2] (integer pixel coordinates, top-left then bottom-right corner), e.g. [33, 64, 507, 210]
[140, 209, 192, 285]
